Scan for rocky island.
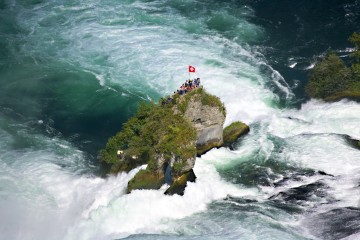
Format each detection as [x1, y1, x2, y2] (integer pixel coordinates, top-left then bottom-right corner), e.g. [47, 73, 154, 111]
[99, 87, 249, 195]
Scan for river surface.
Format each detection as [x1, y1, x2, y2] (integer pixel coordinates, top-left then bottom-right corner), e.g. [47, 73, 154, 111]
[1, 1, 360, 239]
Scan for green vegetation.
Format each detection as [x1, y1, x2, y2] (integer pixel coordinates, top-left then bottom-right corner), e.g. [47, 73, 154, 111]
[349, 32, 360, 79]
[100, 88, 228, 193]
[306, 52, 352, 99]
[306, 32, 360, 101]
[223, 121, 250, 145]
[172, 160, 188, 176]
[99, 95, 197, 173]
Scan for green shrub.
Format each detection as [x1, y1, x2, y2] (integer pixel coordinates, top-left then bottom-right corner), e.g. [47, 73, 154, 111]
[349, 32, 360, 79]
[349, 32, 360, 62]
[99, 97, 196, 173]
[99, 87, 225, 174]
[172, 160, 187, 176]
[306, 32, 360, 101]
[306, 52, 352, 99]
[176, 88, 225, 115]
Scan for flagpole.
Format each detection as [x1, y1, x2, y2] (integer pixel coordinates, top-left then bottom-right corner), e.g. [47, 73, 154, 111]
[188, 66, 190, 80]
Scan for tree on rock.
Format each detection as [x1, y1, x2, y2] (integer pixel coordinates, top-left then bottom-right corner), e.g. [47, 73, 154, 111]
[349, 32, 360, 79]
[306, 52, 352, 99]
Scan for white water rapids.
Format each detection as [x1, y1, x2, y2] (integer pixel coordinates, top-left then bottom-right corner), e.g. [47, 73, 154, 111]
[1, 0, 360, 239]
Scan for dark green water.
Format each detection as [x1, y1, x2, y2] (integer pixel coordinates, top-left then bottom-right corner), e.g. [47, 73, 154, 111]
[0, 1, 360, 239]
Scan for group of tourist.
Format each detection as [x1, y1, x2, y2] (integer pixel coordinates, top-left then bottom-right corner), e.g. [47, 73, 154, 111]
[161, 78, 202, 106]
[176, 78, 201, 95]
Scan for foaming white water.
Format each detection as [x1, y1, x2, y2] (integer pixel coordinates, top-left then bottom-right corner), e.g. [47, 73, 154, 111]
[0, 131, 150, 239]
[65, 157, 259, 240]
[7, 0, 360, 239]
[200, 97, 360, 210]
[0, 120, 260, 240]
[304, 63, 315, 70]
[268, 99, 360, 139]
[222, 98, 360, 177]
[281, 134, 360, 176]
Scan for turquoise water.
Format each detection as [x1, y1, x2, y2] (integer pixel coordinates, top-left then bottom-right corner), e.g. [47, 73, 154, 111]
[1, 0, 360, 239]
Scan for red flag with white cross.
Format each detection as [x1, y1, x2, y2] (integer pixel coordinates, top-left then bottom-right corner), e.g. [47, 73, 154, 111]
[188, 66, 195, 73]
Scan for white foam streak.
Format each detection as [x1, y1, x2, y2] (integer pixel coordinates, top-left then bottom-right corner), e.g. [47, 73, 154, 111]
[268, 99, 360, 139]
[305, 63, 315, 70]
[289, 62, 297, 68]
[283, 134, 360, 175]
[201, 66, 277, 126]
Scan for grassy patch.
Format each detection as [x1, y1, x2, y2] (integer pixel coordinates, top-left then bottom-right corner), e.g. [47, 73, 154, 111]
[175, 88, 225, 115]
[99, 97, 196, 173]
[99, 88, 225, 175]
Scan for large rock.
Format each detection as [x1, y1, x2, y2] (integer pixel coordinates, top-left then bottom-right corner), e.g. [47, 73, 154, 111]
[182, 92, 226, 155]
[101, 87, 248, 195]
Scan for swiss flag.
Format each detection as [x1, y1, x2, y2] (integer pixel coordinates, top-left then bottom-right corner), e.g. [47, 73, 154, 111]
[188, 65, 196, 72]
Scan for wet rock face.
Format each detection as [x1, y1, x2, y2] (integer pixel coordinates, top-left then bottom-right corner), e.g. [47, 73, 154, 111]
[164, 169, 196, 196]
[184, 97, 225, 155]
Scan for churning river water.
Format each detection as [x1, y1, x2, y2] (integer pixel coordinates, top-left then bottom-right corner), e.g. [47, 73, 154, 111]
[1, 0, 360, 239]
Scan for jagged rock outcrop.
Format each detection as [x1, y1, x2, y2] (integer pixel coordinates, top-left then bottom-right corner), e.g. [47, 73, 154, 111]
[183, 95, 225, 155]
[99, 88, 249, 195]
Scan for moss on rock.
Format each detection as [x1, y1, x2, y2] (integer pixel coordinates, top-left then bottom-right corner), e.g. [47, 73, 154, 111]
[223, 121, 249, 146]
[127, 169, 165, 193]
[100, 87, 246, 194]
[99, 99, 197, 175]
[164, 169, 196, 196]
[196, 140, 223, 156]
[174, 87, 225, 115]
